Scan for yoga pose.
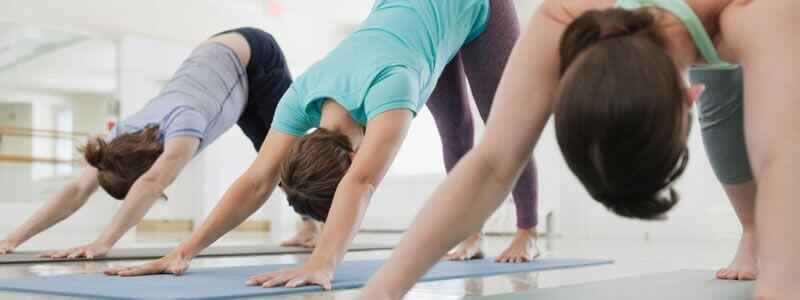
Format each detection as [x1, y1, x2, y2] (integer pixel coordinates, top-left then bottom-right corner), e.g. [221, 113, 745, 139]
[104, 0, 539, 288]
[361, 0, 800, 299]
[0, 28, 293, 258]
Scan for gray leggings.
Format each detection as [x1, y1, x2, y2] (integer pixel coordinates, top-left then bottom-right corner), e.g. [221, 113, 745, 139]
[690, 66, 753, 185]
[426, 0, 539, 229]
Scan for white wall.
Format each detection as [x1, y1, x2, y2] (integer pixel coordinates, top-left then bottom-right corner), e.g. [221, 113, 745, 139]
[0, 90, 121, 235]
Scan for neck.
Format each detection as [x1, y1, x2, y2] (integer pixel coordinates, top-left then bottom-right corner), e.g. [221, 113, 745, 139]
[319, 99, 364, 149]
[659, 1, 729, 68]
[687, 0, 731, 37]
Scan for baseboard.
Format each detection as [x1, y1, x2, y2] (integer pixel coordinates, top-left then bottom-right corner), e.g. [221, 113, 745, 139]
[136, 219, 271, 233]
[358, 229, 553, 238]
[136, 219, 194, 232]
[233, 220, 272, 232]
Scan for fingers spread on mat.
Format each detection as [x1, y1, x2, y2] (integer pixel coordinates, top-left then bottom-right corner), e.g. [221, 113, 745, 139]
[247, 268, 333, 290]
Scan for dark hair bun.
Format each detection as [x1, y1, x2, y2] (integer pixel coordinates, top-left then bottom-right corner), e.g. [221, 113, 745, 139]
[82, 137, 108, 170]
[559, 8, 657, 75]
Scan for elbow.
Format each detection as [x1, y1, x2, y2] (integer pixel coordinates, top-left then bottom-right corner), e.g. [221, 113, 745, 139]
[135, 173, 168, 198]
[473, 145, 530, 186]
[62, 183, 87, 212]
[339, 174, 377, 204]
[240, 173, 274, 200]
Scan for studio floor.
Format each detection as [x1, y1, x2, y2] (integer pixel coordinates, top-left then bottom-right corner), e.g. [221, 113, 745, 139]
[0, 230, 740, 299]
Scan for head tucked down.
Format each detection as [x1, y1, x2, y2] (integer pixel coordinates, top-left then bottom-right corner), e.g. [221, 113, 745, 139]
[82, 125, 164, 200]
[279, 128, 354, 222]
[554, 8, 691, 220]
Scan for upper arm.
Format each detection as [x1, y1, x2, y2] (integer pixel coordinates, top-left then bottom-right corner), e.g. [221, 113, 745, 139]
[474, 5, 566, 177]
[75, 167, 100, 194]
[346, 109, 412, 186]
[65, 167, 100, 208]
[240, 128, 299, 195]
[722, 0, 800, 175]
[138, 137, 200, 188]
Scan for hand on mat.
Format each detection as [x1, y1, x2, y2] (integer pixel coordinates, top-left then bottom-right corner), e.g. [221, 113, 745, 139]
[38, 242, 111, 259]
[0, 239, 18, 255]
[104, 251, 191, 276]
[246, 265, 333, 290]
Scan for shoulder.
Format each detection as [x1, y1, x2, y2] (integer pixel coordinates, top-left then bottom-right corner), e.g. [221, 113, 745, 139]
[720, 0, 799, 58]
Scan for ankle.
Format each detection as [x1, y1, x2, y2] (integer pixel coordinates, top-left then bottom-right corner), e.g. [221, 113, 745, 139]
[741, 226, 756, 237]
[469, 232, 483, 241]
[516, 228, 537, 239]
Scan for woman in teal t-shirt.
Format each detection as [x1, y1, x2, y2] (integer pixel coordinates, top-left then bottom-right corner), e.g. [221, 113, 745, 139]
[106, 0, 540, 290]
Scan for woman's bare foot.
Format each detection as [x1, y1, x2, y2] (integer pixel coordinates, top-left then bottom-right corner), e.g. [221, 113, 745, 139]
[717, 230, 758, 280]
[444, 233, 484, 261]
[496, 228, 539, 263]
[280, 218, 319, 248]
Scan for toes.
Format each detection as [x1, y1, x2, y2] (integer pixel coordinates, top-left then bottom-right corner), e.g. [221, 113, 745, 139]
[722, 269, 738, 280]
[722, 270, 737, 280]
[738, 271, 757, 281]
[726, 272, 739, 280]
[719, 269, 731, 280]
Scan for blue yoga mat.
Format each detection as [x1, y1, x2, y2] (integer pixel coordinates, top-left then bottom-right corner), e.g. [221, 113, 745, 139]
[0, 258, 612, 299]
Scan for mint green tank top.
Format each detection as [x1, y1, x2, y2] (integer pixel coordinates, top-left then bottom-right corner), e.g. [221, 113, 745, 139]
[616, 0, 735, 70]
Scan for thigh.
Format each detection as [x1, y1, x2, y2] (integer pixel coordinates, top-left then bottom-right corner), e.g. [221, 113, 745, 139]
[460, 0, 520, 120]
[426, 56, 472, 129]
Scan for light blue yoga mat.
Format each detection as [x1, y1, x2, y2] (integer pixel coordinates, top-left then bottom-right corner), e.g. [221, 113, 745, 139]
[0, 258, 611, 299]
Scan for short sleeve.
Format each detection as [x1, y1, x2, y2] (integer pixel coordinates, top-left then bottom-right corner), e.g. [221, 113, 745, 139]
[163, 109, 207, 141]
[271, 87, 314, 136]
[364, 66, 420, 121]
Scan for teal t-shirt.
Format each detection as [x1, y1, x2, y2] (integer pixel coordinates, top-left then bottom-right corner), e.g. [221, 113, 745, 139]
[272, 0, 490, 136]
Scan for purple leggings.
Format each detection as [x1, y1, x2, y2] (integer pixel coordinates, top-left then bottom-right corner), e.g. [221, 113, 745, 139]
[426, 0, 538, 229]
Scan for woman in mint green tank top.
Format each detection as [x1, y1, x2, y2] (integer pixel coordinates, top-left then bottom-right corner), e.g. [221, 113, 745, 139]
[363, 0, 800, 299]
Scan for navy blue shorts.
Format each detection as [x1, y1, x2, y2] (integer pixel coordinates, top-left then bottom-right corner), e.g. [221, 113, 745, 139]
[215, 27, 293, 151]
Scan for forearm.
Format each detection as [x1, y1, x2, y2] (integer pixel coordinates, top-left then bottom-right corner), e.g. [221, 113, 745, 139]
[368, 150, 519, 295]
[179, 175, 276, 258]
[6, 184, 90, 245]
[308, 179, 373, 268]
[95, 179, 165, 246]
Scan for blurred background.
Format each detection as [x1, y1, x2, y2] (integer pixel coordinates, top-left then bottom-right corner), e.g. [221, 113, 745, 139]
[0, 0, 739, 245]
